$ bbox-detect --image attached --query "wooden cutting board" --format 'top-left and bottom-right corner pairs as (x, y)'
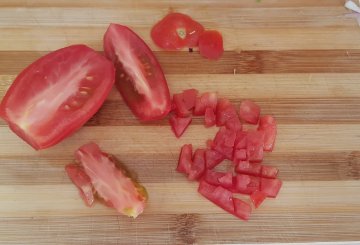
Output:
(0, 0), (360, 244)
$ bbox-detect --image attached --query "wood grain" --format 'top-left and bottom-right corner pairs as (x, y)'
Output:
(0, 1), (360, 244)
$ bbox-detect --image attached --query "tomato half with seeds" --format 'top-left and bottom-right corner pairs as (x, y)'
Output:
(0, 45), (115, 150)
(104, 24), (171, 121)
(151, 13), (205, 50)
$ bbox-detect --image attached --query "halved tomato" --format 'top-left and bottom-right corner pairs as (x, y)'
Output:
(104, 24), (171, 121)
(151, 13), (205, 50)
(0, 45), (115, 150)
(75, 143), (147, 218)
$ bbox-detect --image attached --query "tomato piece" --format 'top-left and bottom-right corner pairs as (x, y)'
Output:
(151, 13), (205, 50)
(260, 178), (282, 198)
(104, 24), (171, 121)
(204, 107), (216, 127)
(75, 143), (147, 218)
(212, 127), (236, 160)
(182, 89), (198, 110)
(173, 93), (191, 117)
(65, 164), (95, 207)
(233, 198), (252, 221)
(235, 174), (260, 195)
(177, 144), (193, 175)
(234, 131), (248, 150)
(246, 131), (265, 163)
(188, 149), (206, 180)
(169, 114), (192, 138)
(239, 100), (260, 124)
(225, 116), (242, 132)
(261, 165), (279, 179)
(194, 92), (218, 116)
(0, 45), (115, 150)
(235, 161), (262, 176)
(258, 115), (277, 152)
(233, 148), (247, 164)
(218, 172), (233, 189)
(205, 149), (225, 169)
(216, 98), (237, 126)
(198, 180), (234, 214)
(198, 30), (224, 60)
(204, 170), (225, 186)
(250, 190), (267, 208)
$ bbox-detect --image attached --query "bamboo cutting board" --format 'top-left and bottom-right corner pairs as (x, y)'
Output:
(0, 0), (360, 244)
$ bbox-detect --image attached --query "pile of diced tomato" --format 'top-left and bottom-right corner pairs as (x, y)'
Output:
(170, 89), (281, 221)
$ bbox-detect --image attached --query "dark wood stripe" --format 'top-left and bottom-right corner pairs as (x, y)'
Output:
(0, 211), (359, 244)
(1, 50), (360, 75)
(0, 151), (358, 185)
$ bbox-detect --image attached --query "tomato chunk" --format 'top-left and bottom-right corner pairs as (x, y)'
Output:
(260, 178), (282, 198)
(233, 148), (247, 164)
(235, 161), (262, 176)
(198, 30), (224, 60)
(169, 114), (192, 138)
(151, 13), (205, 50)
(261, 165), (279, 179)
(218, 172), (233, 189)
(234, 131), (248, 150)
(177, 144), (193, 175)
(194, 92), (218, 116)
(239, 100), (261, 124)
(172, 89), (198, 117)
(205, 149), (225, 169)
(246, 131), (265, 163)
(182, 89), (198, 110)
(216, 98), (238, 127)
(258, 115), (277, 152)
(235, 174), (260, 195)
(212, 127), (236, 159)
(204, 171), (226, 186)
(225, 116), (242, 132)
(0, 45), (115, 150)
(233, 198), (252, 221)
(250, 190), (267, 208)
(204, 107), (216, 127)
(188, 149), (206, 180)
(104, 24), (171, 121)
(75, 143), (147, 218)
(65, 164), (95, 207)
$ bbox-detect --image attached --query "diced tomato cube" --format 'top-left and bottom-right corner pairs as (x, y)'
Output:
(225, 116), (242, 132)
(214, 127), (236, 148)
(205, 149), (225, 169)
(218, 172), (233, 189)
(204, 170), (225, 186)
(261, 165), (279, 179)
(182, 89), (198, 110)
(260, 178), (282, 198)
(250, 190), (267, 208)
(198, 180), (234, 214)
(233, 148), (247, 164)
(188, 149), (206, 180)
(169, 114), (192, 138)
(258, 115), (277, 152)
(213, 144), (234, 160)
(194, 92), (218, 116)
(239, 100), (260, 124)
(177, 144), (193, 174)
(216, 98), (238, 126)
(235, 174), (260, 195)
(235, 161), (262, 176)
(246, 131), (264, 163)
(234, 131), (247, 150)
(173, 93), (191, 117)
(233, 198), (252, 221)
(204, 107), (216, 127)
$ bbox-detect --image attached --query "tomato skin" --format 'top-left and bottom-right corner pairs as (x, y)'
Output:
(151, 13), (205, 50)
(0, 45), (115, 150)
(239, 100), (261, 124)
(198, 30), (224, 60)
(104, 24), (171, 121)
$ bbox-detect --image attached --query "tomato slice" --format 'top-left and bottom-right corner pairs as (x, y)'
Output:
(233, 198), (252, 221)
(258, 115), (277, 152)
(0, 45), (115, 150)
(188, 149), (206, 180)
(151, 13), (205, 50)
(205, 149), (225, 169)
(169, 114), (192, 138)
(177, 144), (193, 175)
(198, 30), (224, 60)
(204, 107), (216, 127)
(239, 100), (261, 124)
(250, 190), (267, 208)
(104, 24), (171, 121)
(260, 178), (282, 198)
(65, 164), (95, 207)
(75, 143), (147, 218)
(194, 92), (218, 116)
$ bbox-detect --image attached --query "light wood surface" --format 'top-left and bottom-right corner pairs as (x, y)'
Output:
(0, 0), (360, 244)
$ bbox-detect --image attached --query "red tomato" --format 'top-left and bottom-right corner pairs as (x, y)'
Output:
(261, 165), (279, 179)
(260, 178), (282, 198)
(194, 92), (218, 116)
(182, 89), (198, 110)
(204, 107), (216, 127)
(250, 190), (267, 208)
(235, 161), (262, 176)
(239, 100), (261, 124)
(216, 98), (237, 126)
(246, 131), (265, 163)
(212, 127), (236, 160)
(169, 114), (192, 138)
(205, 149), (225, 169)
(104, 24), (171, 121)
(75, 143), (147, 218)
(177, 144), (193, 175)
(233, 198), (252, 221)
(0, 45), (115, 150)
(151, 13), (205, 50)
(65, 164), (95, 207)
(233, 148), (247, 163)
(234, 131), (248, 150)
(225, 116), (242, 132)
(198, 30), (224, 60)
(218, 172), (233, 189)
(172, 89), (198, 117)
(204, 170), (226, 186)
(235, 174), (260, 195)
(188, 149), (206, 180)
(258, 115), (277, 152)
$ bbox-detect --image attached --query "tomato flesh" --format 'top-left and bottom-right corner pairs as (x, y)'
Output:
(239, 100), (261, 124)
(205, 149), (225, 169)
(75, 143), (147, 218)
(216, 98), (238, 126)
(188, 149), (206, 180)
(104, 24), (171, 121)
(194, 92), (218, 116)
(198, 30), (224, 60)
(172, 89), (198, 117)
(169, 114), (192, 138)
(258, 115), (277, 152)
(0, 45), (115, 150)
(235, 174), (260, 195)
(177, 144), (193, 175)
(151, 13), (205, 50)
(246, 131), (265, 163)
